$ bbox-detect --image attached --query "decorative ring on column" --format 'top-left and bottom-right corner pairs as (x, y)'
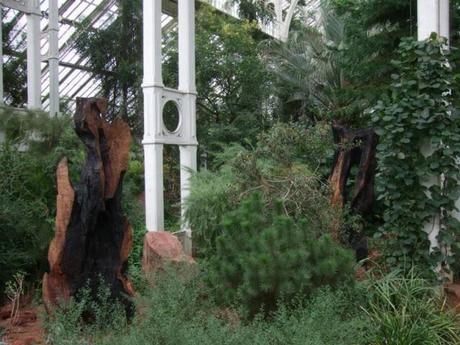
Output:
(161, 99), (182, 134)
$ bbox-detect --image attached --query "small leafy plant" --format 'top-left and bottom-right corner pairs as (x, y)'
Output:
(45, 281), (128, 345)
(4, 271), (25, 326)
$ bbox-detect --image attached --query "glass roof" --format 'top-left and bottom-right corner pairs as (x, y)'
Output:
(2, 0), (318, 112)
(2, 0), (174, 111)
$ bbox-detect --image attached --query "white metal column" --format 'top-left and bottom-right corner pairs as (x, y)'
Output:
(26, 0), (41, 109)
(48, 0), (59, 116)
(178, 0), (197, 244)
(0, 4), (4, 105)
(142, 0), (198, 255)
(417, 0), (450, 257)
(418, 0), (449, 40)
(143, 0), (165, 232)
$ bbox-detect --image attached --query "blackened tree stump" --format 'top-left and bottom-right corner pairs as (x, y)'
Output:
(329, 123), (378, 214)
(329, 122), (378, 260)
(43, 98), (135, 316)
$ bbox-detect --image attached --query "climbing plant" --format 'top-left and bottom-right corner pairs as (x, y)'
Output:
(372, 35), (460, 276)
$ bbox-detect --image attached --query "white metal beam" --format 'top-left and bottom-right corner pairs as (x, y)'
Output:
(26, 0), (41, 109)
(143, 0), (165, 232)
(143, 0), (198, 254)
(48, 0), (59, 116)
(0, 0), (41, 15)
(178, 0), (197, 249)
(418, 0), (449, 40)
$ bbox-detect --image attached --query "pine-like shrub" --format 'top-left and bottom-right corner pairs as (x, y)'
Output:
(209, 193), (355, 317)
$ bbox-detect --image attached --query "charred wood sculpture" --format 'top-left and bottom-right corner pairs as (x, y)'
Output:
(329, 122), (378, 261)
(43, 98), (135, 316)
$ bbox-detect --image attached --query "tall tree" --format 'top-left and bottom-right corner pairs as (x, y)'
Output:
(75, 0), (142, 133)
(2, 15), (27, 107)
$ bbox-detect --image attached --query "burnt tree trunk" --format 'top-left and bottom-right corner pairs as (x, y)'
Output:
(43, 98), (134, 316)
(329, 122), (378, 260)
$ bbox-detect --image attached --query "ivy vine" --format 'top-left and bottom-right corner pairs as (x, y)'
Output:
(372, 35), (460, 276)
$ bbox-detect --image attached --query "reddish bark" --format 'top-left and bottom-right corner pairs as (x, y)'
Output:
(329, 123), (378, 260)
(330, 123), (378, 214)
(43, 98), (134, 316)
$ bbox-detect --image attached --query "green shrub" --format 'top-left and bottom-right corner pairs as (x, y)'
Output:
(45, 282), (128, 345)
(0, 109), (84, 294)
(0, 144), (54, 294)
(185, 122), (340, 257)
(365, 270), (460, 345)
(209, 193), (355, 317)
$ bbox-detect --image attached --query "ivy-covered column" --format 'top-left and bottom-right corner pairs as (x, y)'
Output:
(418, 0), (450, 261)
(373, 37), (460, 277)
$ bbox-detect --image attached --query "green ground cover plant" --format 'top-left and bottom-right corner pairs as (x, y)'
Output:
(43, 267), (460, 345)
(45, 268), (371, 345)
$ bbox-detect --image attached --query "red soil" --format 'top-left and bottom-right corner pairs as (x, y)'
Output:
(0, 303), (45, 345)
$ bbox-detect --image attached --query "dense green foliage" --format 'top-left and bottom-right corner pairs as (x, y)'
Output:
(209, 192), (355, 317)
(1, 18), (27, 107)
(0, 109), (78, 293)
(185, 122), (338, 257)
(45, 268), (460, 345)
(332, 0), (415, 82)
(263, 4), (360, 124)
(174, 6), (274, 163)
(372, 36), (460, 274)
(45, 282), (128, 344)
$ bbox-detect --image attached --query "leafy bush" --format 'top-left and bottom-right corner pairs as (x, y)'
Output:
(209, 192), (355, 317)
(0, 144), (54, 294)
(54, 268), (369, 345)
(185, 122), (339, 257)
(365, 270), (460, 345)
(45, 282), (128, 345)
(0, 109), (85, 294)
